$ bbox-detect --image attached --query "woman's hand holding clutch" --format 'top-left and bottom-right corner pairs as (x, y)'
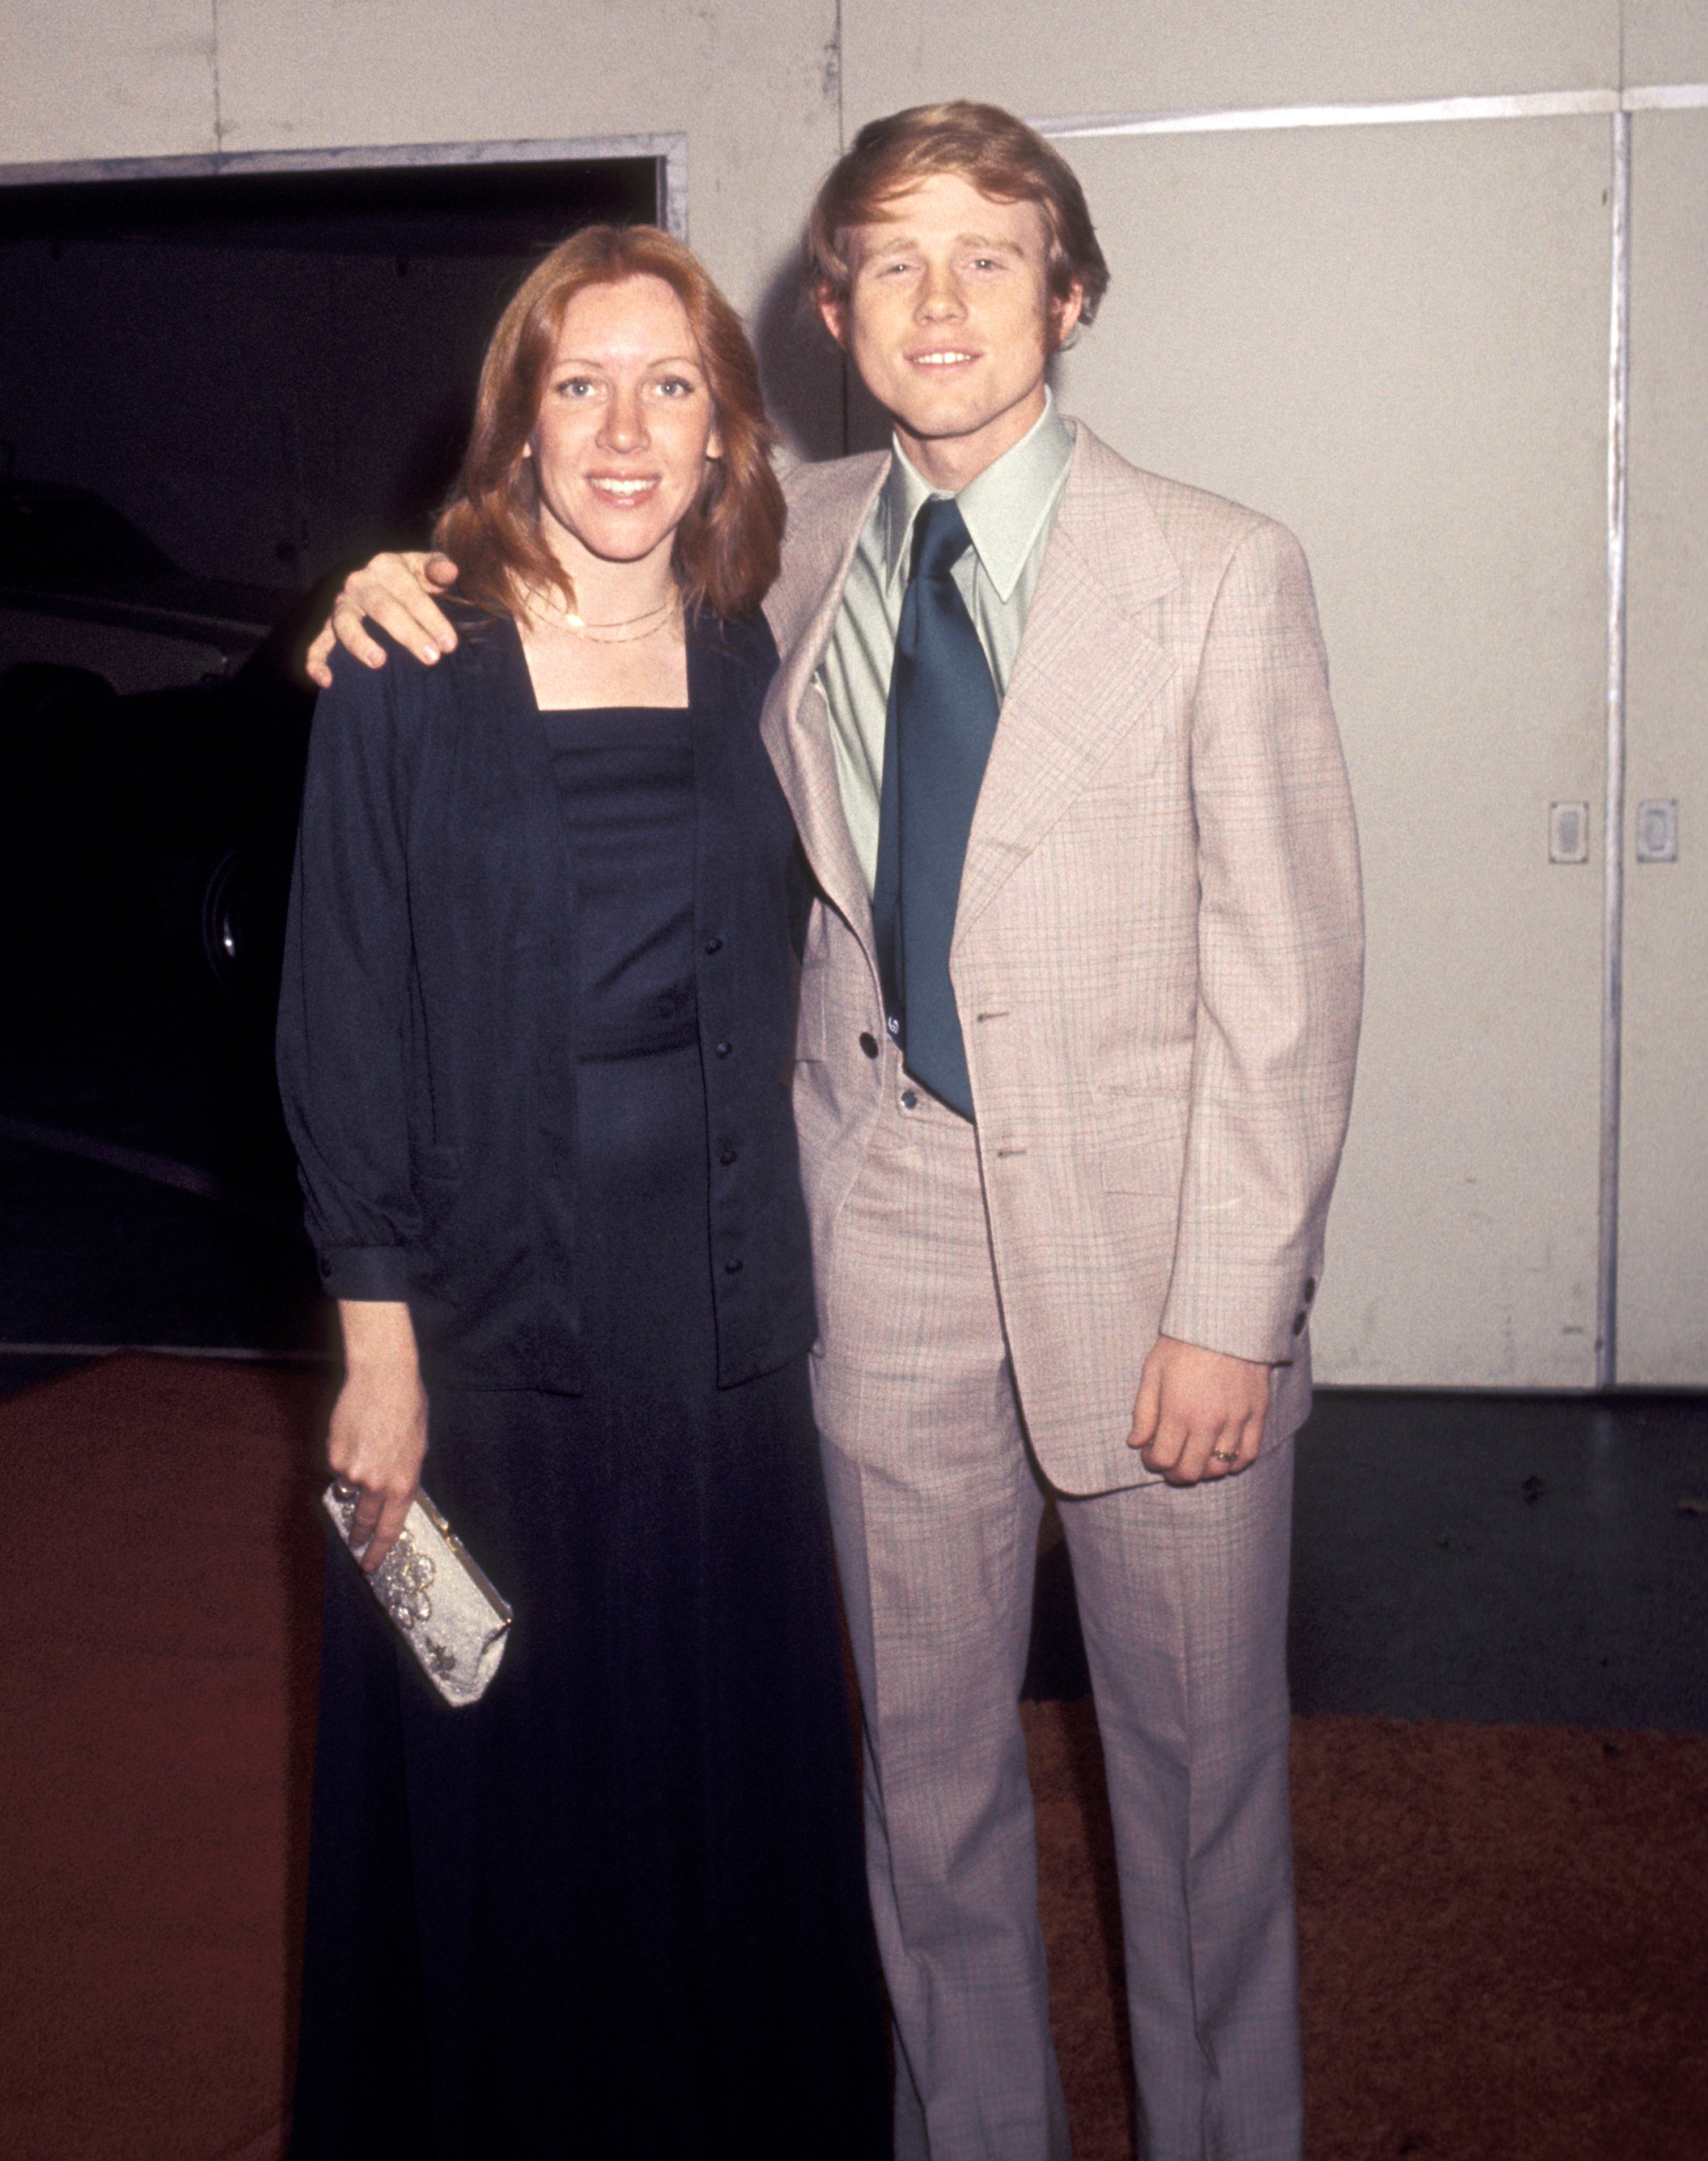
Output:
(331, 1299), (429, 1573)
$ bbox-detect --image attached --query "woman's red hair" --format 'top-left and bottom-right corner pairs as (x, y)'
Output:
(435, 225), (783, 624)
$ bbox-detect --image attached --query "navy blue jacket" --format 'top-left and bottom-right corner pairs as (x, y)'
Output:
(277, 608), (815, 1392)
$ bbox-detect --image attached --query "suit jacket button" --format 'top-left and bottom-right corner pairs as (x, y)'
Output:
(719, 1146), (738, 1166)
(1305, 1277), (1318, 1302)
(715, 1039), (733, 1059)
(724, 1257), (744, 1274)
(1292, 1312), (1307, 1335)
(859, 1031), (879, 1058)
(704, 936), (723, 954)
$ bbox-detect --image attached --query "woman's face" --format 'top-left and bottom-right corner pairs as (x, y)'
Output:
(527, 273), (723, 583)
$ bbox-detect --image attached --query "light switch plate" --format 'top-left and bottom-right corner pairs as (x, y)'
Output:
(1550, 801), (1590, 864)
(1635, 799), (1678, 864)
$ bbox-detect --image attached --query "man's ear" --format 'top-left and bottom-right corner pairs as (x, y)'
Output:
(1049, 279), (1086, 353)
(815, 287), (850, 350)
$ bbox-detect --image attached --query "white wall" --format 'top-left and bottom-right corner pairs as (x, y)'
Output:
(841, 0), (1622, 115)
(1052, 114), (1614, 1388)
(4, 1), (1704, 1385)
(1621, 104), (1708, 1384)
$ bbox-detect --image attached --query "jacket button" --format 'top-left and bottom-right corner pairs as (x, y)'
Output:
(715, 1039), (733, 1059)
(1291, 1311), (1307, 1335)
(859, 1031), (879, 1058)
(719, 1146), (738, 1166)
(1304, 1277), (1317, 1302)
(724, 1257), (744, 1274)
(900, 1089), (919, 1110)
(704, 936), (723, 955)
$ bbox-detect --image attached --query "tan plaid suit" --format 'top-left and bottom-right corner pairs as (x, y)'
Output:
(762, 422), (1363, 2161)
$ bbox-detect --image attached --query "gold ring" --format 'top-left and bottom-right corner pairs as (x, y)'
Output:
(1210, 1448), (1239, 1464)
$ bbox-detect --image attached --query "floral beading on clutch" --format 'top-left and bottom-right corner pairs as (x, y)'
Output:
(323, 1480), (514, 1706)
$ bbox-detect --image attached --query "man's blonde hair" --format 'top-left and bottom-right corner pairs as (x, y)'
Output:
(805, 101), (1110, 328)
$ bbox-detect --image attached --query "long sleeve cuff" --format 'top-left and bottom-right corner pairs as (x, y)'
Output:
(1160, 1264), (1317, 1368)
(316, 1244), (414, 1299)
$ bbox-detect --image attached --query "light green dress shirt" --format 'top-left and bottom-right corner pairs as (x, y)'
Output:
(815, 390), (1075, 895)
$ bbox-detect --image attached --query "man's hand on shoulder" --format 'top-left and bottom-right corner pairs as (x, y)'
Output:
(1128, 1335), (1270, 1485)
(305, 550), (463, 688)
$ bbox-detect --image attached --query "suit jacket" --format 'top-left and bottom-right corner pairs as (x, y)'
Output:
(278, 608), (815, 1395)
(762, 421), (1364, 1495)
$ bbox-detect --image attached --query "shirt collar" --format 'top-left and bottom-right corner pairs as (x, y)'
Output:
(879, 388), (1074, 603)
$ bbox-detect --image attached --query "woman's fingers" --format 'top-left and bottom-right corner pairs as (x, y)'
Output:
(336, 1463), (420, 1573)
(355, 1479), (419, 1575)
(326, 1310), (429, 1575)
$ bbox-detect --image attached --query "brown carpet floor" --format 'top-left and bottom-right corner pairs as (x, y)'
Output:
(3, 1353), (1706, 2160)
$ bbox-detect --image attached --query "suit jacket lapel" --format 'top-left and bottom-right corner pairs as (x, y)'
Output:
(955, 426), (1183, 943)
(761, 456), (889, 943)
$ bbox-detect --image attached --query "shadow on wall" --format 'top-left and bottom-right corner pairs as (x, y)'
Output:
(751, 247), (892, 465)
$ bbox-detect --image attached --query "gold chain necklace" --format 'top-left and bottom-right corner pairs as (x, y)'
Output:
(537, 590), (681, 644)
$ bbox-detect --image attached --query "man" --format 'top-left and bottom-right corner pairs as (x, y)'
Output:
(312, 102), (1363, 2161)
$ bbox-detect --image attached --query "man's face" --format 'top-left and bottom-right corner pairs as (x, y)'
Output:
(820, 170), (1083, 488)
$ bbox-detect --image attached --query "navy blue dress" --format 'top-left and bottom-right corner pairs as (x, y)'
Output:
(288, 693), (890, 2159)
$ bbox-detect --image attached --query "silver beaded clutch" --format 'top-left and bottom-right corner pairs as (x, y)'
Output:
(323, 1480), (514, 1707)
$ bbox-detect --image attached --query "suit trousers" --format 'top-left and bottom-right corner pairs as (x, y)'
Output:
(810, 1075), (1303, 2161)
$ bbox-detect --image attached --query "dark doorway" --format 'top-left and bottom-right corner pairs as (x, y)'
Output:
(0, 152), (661, 588)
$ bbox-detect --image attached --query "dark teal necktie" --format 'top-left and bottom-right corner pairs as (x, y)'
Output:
(872, 496), (1001, 1121)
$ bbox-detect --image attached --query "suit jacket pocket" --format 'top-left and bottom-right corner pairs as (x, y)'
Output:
(1097, 1103), (1189, 1198)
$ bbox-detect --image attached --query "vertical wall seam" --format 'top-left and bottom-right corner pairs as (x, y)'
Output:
(1597, 109), (1631, 1389)
(209, 1), (225, 152)
(662, 138), (689, 239)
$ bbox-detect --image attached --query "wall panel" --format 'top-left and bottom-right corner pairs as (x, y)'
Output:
(0, 0), (218, 162)
(1052, 117), (1612, 1384)
(1624, 1), (1708, 86)
(841, 0), (1619, 133)
(1618, 107), (1708, 1382)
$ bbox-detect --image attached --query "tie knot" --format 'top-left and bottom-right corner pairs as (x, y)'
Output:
(910, 496), (973, 583)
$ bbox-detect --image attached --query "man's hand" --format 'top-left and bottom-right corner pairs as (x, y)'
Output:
(329, 1300), (429, 1571)
(305, 550), (462, 688)
(1128, 1335), (1270, 1485)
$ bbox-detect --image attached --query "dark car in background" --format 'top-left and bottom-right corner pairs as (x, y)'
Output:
(0, 473), (316, 1020)
(1, 474), (288, 690)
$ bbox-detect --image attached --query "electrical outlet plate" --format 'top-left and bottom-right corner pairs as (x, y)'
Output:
(1635, 799), (1678, 864)
(1549, 801), (1590, 864)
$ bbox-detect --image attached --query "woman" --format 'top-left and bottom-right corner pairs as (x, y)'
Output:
(280, 227), (890, 2159)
